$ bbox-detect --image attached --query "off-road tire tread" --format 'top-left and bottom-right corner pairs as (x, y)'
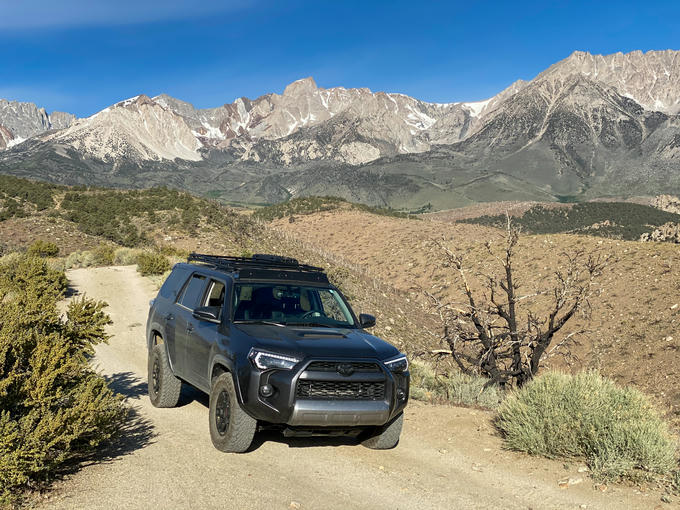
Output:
(209, 373), (256, 453)
(362, 412), (403, 449)
(148, 344), (182, 408)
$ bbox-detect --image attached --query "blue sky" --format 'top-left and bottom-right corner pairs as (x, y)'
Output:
(1, 0), (679, 117)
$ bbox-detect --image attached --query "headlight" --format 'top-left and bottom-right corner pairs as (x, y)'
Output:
(249, 349), (301, 371)
(384, 355), (408, 373)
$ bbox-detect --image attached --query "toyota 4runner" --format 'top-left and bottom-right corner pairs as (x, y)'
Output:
(146, 253), (409, 452)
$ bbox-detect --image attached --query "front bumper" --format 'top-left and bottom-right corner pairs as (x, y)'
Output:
(288, 400), (390, 426)
(236, 358), (409, 428)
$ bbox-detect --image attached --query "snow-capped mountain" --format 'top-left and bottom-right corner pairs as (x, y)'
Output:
(1, 49), (679, 209)
(48, 95), (203, 162)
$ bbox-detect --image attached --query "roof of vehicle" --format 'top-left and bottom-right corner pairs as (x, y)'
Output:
(184, 253), (330, 284)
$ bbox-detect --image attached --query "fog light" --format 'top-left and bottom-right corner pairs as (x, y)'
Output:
(260, 384), (274, 397)
(396, 389), (406, 401)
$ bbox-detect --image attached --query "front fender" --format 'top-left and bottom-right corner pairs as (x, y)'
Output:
(209, 355), (244, 402)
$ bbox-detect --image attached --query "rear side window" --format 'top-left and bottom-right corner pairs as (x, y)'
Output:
(176, 274), (206, 310)
(158, 266), (189, 300)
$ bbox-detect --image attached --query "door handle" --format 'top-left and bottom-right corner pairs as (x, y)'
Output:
(186, 324), (194, 333)
(164, 313), (174, 321)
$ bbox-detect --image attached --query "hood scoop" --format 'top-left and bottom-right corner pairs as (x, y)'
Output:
(294, 329), (347, 339)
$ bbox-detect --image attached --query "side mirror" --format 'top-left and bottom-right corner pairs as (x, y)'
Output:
(193, 306), (221, 323)
(359, 313), (376, 329)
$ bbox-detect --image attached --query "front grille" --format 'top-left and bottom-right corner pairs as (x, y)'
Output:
(296, 380), (386, 400)
(306, 361), (381, 373)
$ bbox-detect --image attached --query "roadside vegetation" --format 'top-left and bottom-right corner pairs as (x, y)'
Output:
(252, 196), (418, 222)
(460, 202), (680, 240)
(0, 254), (126, 502)
(497, 371), (677, 483)
(3, 175), (679, 495)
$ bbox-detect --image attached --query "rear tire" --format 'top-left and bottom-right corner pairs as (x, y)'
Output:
(362, 412), (403, 449)
(148, 344), (182, 408)
(209, 373), (256, 453)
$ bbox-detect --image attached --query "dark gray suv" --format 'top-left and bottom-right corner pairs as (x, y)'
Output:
(146, 253), (409, 452)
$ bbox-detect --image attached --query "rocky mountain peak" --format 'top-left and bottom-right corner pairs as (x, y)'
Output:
(282, 77), (318, 97)
(0, 99), (76, 147)
(538, 49), (680, 114)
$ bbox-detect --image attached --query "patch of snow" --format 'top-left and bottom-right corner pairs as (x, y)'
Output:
(6, 136), (26, 148)
(622, 92), (641, 104)
(200, 122), (226, 140)
(403, 104), (435, 130)
(463, 98), (492, 118)
(86, 107), (111, 120)
(118, 95), (141, 107)
(320, 90), (330, 109)
(653, 98), (667, 111)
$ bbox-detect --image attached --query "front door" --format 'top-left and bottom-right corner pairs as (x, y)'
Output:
(185, 279), (226, 389)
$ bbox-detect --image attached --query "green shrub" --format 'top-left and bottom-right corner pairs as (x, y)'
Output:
(496, 371), (677, 481)
(409, 360), (503, 409)
(63, 250), (96, 269)
(93, 244), (116, 266)
(136, 252), (171, 276)
(0, 255), (125, 498)
(26, 239), (59, 258)
(113, 247), (142, 265)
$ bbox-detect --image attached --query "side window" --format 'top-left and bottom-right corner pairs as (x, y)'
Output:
(203, 280), (226, 308)
(176, 274), (207, 310)
(158, 266), (189, 300)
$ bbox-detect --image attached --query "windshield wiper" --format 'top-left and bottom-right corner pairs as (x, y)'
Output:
(234, 320), (286, 327)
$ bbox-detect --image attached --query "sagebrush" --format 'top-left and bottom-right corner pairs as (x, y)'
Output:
(496, 371), (677, 481)
(410, 360), (503, 409)
(136, 252), (171, 276)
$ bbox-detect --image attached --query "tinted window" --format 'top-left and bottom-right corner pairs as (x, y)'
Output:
(158, 266), (189, 299)
(177, 274), (206, 310)
(203, 280), (226, 308)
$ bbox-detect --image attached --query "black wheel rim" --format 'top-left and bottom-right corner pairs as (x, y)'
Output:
(152, 359), (160, 394)
(215, 390), (230, 436)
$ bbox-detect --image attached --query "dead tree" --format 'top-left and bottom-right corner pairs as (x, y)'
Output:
(429, 216), (607, 388)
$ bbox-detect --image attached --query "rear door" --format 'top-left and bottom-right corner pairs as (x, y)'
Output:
(174, 273), (208, 381)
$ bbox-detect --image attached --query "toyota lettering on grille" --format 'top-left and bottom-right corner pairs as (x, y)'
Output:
(336, 363), (355, 376)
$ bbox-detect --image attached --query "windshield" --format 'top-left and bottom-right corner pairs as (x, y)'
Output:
(232, 283), (356, 327)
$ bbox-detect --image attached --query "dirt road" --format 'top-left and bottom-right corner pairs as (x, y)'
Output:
(39, 266), (659, 509)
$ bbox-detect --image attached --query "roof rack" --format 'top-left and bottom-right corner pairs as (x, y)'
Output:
(187, 253), (324, 273)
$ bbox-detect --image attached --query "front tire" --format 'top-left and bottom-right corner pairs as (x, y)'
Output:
(209, 373), (256, 453)
(148, 344), (182, 408)
(362, 412), (403, 449)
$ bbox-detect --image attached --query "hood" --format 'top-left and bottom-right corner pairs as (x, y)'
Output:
(232, 324), (400, 360)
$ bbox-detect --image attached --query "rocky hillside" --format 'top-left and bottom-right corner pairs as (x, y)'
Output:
(266, 207), (680, 424)
(1, 50), (680, 208)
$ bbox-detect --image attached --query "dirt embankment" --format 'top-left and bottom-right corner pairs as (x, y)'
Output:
(272, 210), (680, 421)
(33, 266), (661, 509)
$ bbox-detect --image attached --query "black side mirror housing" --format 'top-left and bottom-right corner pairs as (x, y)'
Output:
(359, 313), (376, 329)
(193, 306), (221, 323)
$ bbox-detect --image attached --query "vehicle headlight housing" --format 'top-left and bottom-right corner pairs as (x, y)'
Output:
(249, 349), (301, 371)
(384, 354), (408, 373)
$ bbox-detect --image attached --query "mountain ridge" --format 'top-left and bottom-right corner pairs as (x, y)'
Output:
(1, 49), (679, 209)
